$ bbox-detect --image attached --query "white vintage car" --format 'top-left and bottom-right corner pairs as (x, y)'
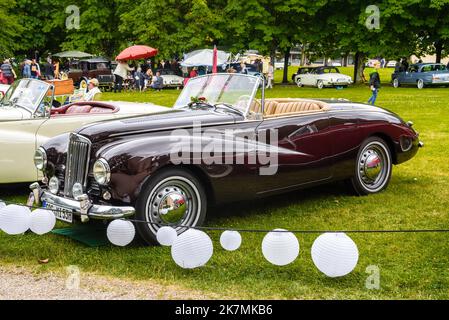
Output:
(295, 66), (353, 89)
(159, 70), (184, 89)
(0, 78), (167, 184)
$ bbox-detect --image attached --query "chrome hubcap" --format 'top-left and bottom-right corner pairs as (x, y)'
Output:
(363, 152), (382, 181)
(145, 177), (201, 235)
(154, 187), (187, 224)
(358, 143), (389, 191)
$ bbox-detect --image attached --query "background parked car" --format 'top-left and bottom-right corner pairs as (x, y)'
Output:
(158, 69), (184, 89)
(295, 66), (352, 89)
(365, 59), (380, 67)
(222, 63), (267, 83)
(62, 57), (115, 91)
(391, 63), (449, 89)
(386, 60), (397, 68)
(291, 67), (316, 82)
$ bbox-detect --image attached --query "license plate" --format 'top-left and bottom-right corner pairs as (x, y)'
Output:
(44, 202), (73, 223)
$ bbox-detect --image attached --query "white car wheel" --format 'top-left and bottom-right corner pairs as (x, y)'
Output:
(296, 77), (303, 87)
(317, 80), (324, 89)
(417, 79), (424, 89)
(393, 78), (399, 88)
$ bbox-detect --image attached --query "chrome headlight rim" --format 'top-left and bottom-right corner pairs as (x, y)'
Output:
(93, 158), (111, 185)
(34, 147), (47, 171)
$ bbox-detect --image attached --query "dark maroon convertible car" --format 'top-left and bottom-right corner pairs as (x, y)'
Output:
(31, 74), (422, 244)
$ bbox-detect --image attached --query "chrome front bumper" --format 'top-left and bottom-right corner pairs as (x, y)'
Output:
(30, 183), (135, 222)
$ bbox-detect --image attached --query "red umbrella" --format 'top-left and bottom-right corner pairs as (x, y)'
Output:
(116, 45), (158, 61)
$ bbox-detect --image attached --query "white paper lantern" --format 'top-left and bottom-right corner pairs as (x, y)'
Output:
(30, 209), (56, 235)
(0, 205), (31, 235)
(311, 233), (359, 277)
(171, 229), (213, 269)
(0, 201), (6, 209)
(220, 230), (242, 251)
(262, 229), (299, 266)
(106, 220), (135, 246)
(156, 226), (177, 246)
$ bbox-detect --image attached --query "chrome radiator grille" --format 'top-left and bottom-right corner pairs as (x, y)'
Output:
(64, 133), (92, 197)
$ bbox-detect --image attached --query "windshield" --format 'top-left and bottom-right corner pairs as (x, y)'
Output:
(1, 79), (51, 113)
(174, 74), (260, 115)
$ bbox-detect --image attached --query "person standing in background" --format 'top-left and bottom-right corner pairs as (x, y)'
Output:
(368, 62), (381, 105)
(113, 60), (134, 93)
(30, 59), (40, 79)
(0, 59), (16, 84)
(22, 59), (31, 78)
(53, 59), (60, 79)
(240, 62), (247, 74)
(44, 57), (55, 80)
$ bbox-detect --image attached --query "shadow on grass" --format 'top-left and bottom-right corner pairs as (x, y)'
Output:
(209, 181), (353, 221)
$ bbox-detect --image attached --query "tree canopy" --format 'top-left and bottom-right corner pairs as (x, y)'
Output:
(1, 0), (448, 73)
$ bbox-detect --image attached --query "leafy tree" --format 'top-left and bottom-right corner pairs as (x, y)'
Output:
(223, 0), (316, 83)
(0, 0), (25, 58)
(12, 0), (67, 58)
(119, 0), (225, 60)
(409, 0), (449, 63)
(61, 0), (133, 58)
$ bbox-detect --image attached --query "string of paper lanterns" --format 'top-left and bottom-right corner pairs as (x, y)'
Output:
(0, 204), (56, 235)
(0, 202), (360, 277)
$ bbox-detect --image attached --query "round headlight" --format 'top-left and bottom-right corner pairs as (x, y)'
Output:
(72, 182), (84, 199)
(48, 176), (60, 195)
(93, 159), (111, 185)
(34, 147), (47, 171)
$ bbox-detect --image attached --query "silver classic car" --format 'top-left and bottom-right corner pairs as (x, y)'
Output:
(392, 63), (449, 89)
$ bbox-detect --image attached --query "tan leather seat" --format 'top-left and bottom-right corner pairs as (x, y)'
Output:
(264, 100), (278, 115)
(274, 101), (321, 115)
(249, 99), (262, 113)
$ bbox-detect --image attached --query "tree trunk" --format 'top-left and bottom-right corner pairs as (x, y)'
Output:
(300, 45), (306, 66)
(282, 48), (291, 84)
(353, 51), (366, 84)
(435, 41), (443, 63)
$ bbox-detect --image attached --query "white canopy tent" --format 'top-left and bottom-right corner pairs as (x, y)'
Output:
(180, 49), (230, 67)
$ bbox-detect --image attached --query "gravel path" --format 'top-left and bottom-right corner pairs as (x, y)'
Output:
(0, 265), (211, 300)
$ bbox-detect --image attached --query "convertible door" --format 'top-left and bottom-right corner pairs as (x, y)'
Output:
(0, 119), (46, 183)
(254, 113), (331, 195)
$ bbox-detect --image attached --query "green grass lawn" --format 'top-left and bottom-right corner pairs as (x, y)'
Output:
(1, 67), (449, 299)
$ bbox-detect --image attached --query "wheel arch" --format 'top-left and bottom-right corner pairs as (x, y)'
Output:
(138, 163), (216, 207)
(369, 132), (398, 164)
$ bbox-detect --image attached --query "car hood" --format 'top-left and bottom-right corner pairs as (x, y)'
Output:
(0, 106), (28, 121)
(77, 108), (241, 143)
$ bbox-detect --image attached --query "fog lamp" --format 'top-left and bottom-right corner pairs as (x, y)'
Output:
(72, 183), (84, 199)
(48, 176), (59, 195)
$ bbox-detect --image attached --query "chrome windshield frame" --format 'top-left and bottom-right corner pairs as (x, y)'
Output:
(3, 78), (52, 115)
(174, 73), (263, 120)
